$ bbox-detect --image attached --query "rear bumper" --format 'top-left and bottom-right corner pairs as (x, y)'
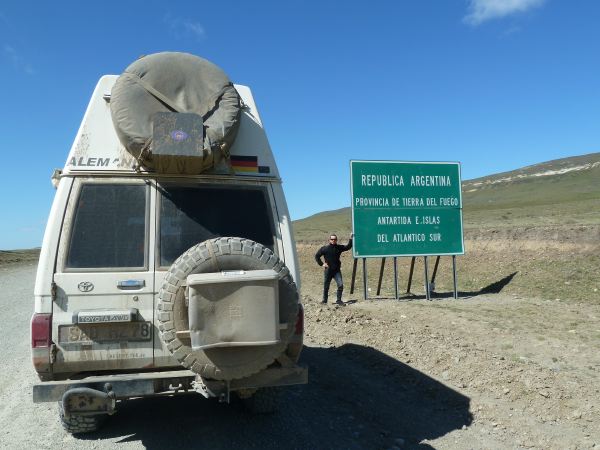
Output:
(33, 366), (308, 403)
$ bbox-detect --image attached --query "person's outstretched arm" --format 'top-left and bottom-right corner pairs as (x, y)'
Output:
(341, 234), (354, 251)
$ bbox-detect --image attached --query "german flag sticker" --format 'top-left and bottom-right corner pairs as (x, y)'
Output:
(231, 155), (270, 174)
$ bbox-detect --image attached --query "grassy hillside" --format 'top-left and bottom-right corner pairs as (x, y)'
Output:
(0, 249), (40, 266)
(294, 152), (600, 240)
(294, 152), (600, 303)
(462, 153), (600, 228)
(294, 208), (353, 242)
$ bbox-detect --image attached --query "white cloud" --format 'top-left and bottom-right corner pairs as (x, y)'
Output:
(4, 43), (16, 56)
(464, 0), (545, 26)
(3, 43), (34, 74)
(164, 14), (206, 40)
(183, 22), (205, 38)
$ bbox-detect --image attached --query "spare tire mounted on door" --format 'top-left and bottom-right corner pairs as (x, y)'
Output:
(157, 237), (299, 381)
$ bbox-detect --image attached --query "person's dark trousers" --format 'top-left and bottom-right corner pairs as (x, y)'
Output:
(322, 268), (343, 303)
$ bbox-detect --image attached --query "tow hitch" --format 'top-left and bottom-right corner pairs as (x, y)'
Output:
(61, 383), (116, 419)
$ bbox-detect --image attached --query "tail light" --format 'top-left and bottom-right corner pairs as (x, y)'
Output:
(294, 304), (304, 335)
(31, 313), (53, 378)
(31, 313), (52, 348)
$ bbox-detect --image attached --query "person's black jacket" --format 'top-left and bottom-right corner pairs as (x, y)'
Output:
(315, 239), (352, 272)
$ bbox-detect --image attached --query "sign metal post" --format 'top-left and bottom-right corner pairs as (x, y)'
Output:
(393, 257), (398, 300)
(407, 256), (416, 294)
(431, 255), (441, 286)
(377, 258), (386, 296)
(452, 255), (458, 299)
(362, 258), (367, 300)
(350, 258), (358, 294)
(424, 256), (430, 300)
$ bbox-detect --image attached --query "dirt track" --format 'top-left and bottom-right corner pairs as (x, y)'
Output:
(1, 262), (599, 449)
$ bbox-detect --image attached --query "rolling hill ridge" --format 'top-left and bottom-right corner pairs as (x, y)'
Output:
(294, 152), (600, 241)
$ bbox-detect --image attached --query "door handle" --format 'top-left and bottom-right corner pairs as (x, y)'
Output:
(117, 279), (145, 290)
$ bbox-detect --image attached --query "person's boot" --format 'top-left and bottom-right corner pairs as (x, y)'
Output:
(322, 286), (329, 304)
(335, 287), (344, 305)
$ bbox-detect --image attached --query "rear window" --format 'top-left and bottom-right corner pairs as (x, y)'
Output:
(66, 184), (147, 269)
(159, 184), (276, 266)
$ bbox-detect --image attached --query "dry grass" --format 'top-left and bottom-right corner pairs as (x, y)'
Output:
(0, 249), (40, 267)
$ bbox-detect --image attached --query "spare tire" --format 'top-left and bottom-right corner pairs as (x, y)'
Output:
(110, 52), (241, 165)
(157, 237), (299, 381)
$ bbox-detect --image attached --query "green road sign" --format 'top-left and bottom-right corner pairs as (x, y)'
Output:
(351, 160), (464, 257)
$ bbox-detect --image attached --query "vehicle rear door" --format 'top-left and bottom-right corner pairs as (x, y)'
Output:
(152, 179), (283, 367)
(52, 177), (156, 373)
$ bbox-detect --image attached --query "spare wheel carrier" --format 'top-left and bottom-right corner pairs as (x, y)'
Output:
(157, 237), (299, 381)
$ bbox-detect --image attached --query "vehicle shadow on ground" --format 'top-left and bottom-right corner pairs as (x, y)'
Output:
(78, 344), (472, 449)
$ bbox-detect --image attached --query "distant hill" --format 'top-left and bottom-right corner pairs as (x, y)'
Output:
(463, 152), (600, 190)
(293, 152), (600, 241)
(0, 249), (40, 266)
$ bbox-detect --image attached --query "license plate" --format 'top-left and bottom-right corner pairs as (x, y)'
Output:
(59, 322), (152, 344)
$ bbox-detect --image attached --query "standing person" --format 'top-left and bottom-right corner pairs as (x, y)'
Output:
(315, 233), (353, 305)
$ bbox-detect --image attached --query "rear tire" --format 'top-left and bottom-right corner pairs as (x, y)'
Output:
(58, 402), (108, 434)
(241, 387), (281, 414)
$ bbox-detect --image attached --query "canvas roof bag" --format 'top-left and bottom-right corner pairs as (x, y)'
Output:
(110, 52), (241, 173)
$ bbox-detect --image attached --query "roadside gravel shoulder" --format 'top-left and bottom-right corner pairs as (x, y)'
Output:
(303, 293), (600, 449)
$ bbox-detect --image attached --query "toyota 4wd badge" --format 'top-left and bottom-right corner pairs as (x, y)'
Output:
(78, 281), (94, 292)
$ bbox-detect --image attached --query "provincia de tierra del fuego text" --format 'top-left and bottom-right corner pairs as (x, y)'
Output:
(355, 173), (457, 245)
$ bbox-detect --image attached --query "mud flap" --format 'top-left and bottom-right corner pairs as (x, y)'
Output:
(61, 385), (116, 419)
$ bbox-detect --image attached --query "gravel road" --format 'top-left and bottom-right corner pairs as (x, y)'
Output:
(1, 263), (598, 449)
(0, 264), (467, 450)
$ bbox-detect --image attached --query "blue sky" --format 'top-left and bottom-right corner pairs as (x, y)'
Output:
(1, 0), (599, 249)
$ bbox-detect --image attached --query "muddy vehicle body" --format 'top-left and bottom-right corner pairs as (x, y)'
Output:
(31, 53), (306, 433)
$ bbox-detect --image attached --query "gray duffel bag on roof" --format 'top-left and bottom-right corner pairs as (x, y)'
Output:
(110, 52), (241, 173)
